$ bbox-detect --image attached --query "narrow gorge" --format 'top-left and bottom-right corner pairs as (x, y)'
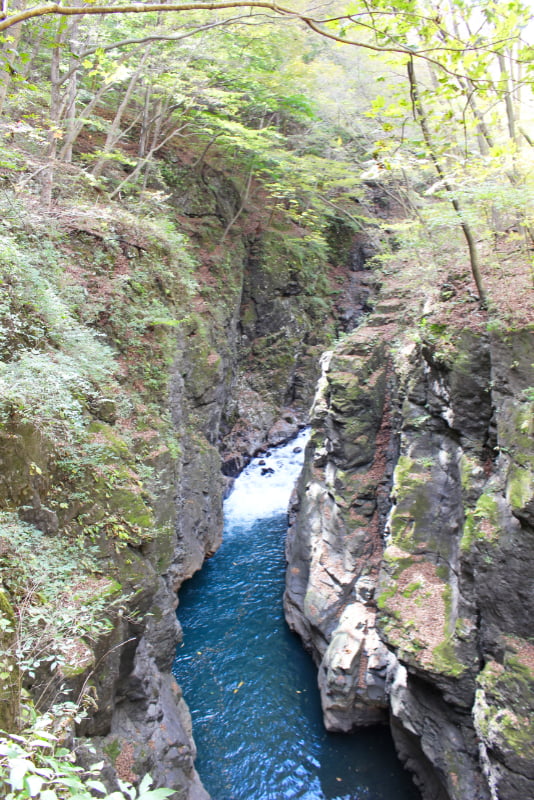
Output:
(173, 430), (419, 800)
(0, 9), (533, 798)
(1, 162), (533, 800)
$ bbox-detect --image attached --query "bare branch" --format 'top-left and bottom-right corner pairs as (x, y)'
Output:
(110, 121), (192, 199)
(0, 2), (523, 84)
(74, 13), (271, 60)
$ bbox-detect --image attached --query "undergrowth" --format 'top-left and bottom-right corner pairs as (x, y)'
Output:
(0, 512), (121, 697)
(0, 711), (172, 800)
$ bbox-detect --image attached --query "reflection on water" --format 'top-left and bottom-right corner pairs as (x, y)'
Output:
(173, 432), (419, 800)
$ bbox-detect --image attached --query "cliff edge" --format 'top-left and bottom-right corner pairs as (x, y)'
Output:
(284, 272), (534, 800)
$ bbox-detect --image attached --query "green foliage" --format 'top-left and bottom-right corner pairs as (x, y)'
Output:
(0, 229), (113, 371)
(0, 512), (120, 687)
(0, 226), (118, 444)
(0, 716), (173, 800)
(328, 0), (534, 300)
(0, 351), (93, 441)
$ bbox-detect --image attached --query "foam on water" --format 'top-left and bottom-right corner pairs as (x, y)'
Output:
(224, 427), (310, 527)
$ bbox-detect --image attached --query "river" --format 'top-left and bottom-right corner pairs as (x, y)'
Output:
(172, 430), (420, 800)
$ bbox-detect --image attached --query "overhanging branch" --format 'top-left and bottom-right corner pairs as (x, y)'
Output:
(0, 2), (520, 84)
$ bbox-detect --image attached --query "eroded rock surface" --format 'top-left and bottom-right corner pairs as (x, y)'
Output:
(284, 326), (396, 729)
(285, 308), (534, 800)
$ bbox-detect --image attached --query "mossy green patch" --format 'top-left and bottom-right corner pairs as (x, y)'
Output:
(476, 654), (534, 758)
(383, 547), (417, 575)
(103, 737), (122, 764)
(329, 367), (386, 419)
(502, 402), (534, 469)
(461, 492), (500, 552)
(506, 464), (534, 517)
(432, 639), (465, 678)
(393, 456), (431, 503)
(402, 579), (423, 598)
(376, 582), (399, 611)
(88, 423), (130, 458)
(459, 452), (480, 494)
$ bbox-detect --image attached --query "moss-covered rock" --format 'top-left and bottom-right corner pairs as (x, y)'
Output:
(461, 492), (501, 552)
(474, 641), (534, 798)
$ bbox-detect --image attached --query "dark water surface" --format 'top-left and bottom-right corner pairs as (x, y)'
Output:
(172, 432), (419, 800)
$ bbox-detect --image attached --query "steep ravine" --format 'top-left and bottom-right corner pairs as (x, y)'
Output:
(3, 156), (531, 800)
(1, 160), (376, 798)
(70, 168), (349, 795)
(284, 299), (534, 800)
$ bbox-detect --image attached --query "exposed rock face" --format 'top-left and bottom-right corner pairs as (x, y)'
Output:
(0, 158), (349, 798)
(77, 578), (209, 800)
(220, 230), (336, 470)
(284, 327), (395, 729)
(285, 309), (534, 800)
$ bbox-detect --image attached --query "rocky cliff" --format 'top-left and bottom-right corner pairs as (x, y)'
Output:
(284, 280), (534, 800)
(3, 148), (532, 800)
(0, 155), (353, 797)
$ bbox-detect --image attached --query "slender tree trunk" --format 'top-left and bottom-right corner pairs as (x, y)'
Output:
(460, 78), (493, 155)
(514, 46), (522, 131)
(498, 51), (518, 146)
(407, 57), (487, 307)
(41, 23), (65, 208)
(138, 80), (152, 158)
(92, 47), (151, 178)
(140, 95), (162, 189)
(0, 0), (24, 116)
(61, 20), (82, 163)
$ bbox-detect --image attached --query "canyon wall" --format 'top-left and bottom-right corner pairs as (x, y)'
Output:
(0, 159), (352, 797)
(3, 151), (532, 800)
(284, 288), (534, 800)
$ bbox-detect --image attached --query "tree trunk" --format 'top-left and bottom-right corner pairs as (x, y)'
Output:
(498, 51), (518, 146)
(62, 22), (82, 164)
(0, 0), (24, 116)
(41, 23), (64, 208)
(407, 57), (487, 307)
(92, 47), (151, 178)
(138, 80), (152, 158)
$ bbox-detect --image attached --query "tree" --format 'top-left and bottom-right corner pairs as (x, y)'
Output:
(321, 0), (534, 301)
(1, 0), (532, 301)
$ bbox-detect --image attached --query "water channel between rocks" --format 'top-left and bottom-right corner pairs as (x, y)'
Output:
(172, 429), (420, 800)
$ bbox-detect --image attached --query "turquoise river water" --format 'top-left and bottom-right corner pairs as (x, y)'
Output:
(172, 430), (420, 800)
